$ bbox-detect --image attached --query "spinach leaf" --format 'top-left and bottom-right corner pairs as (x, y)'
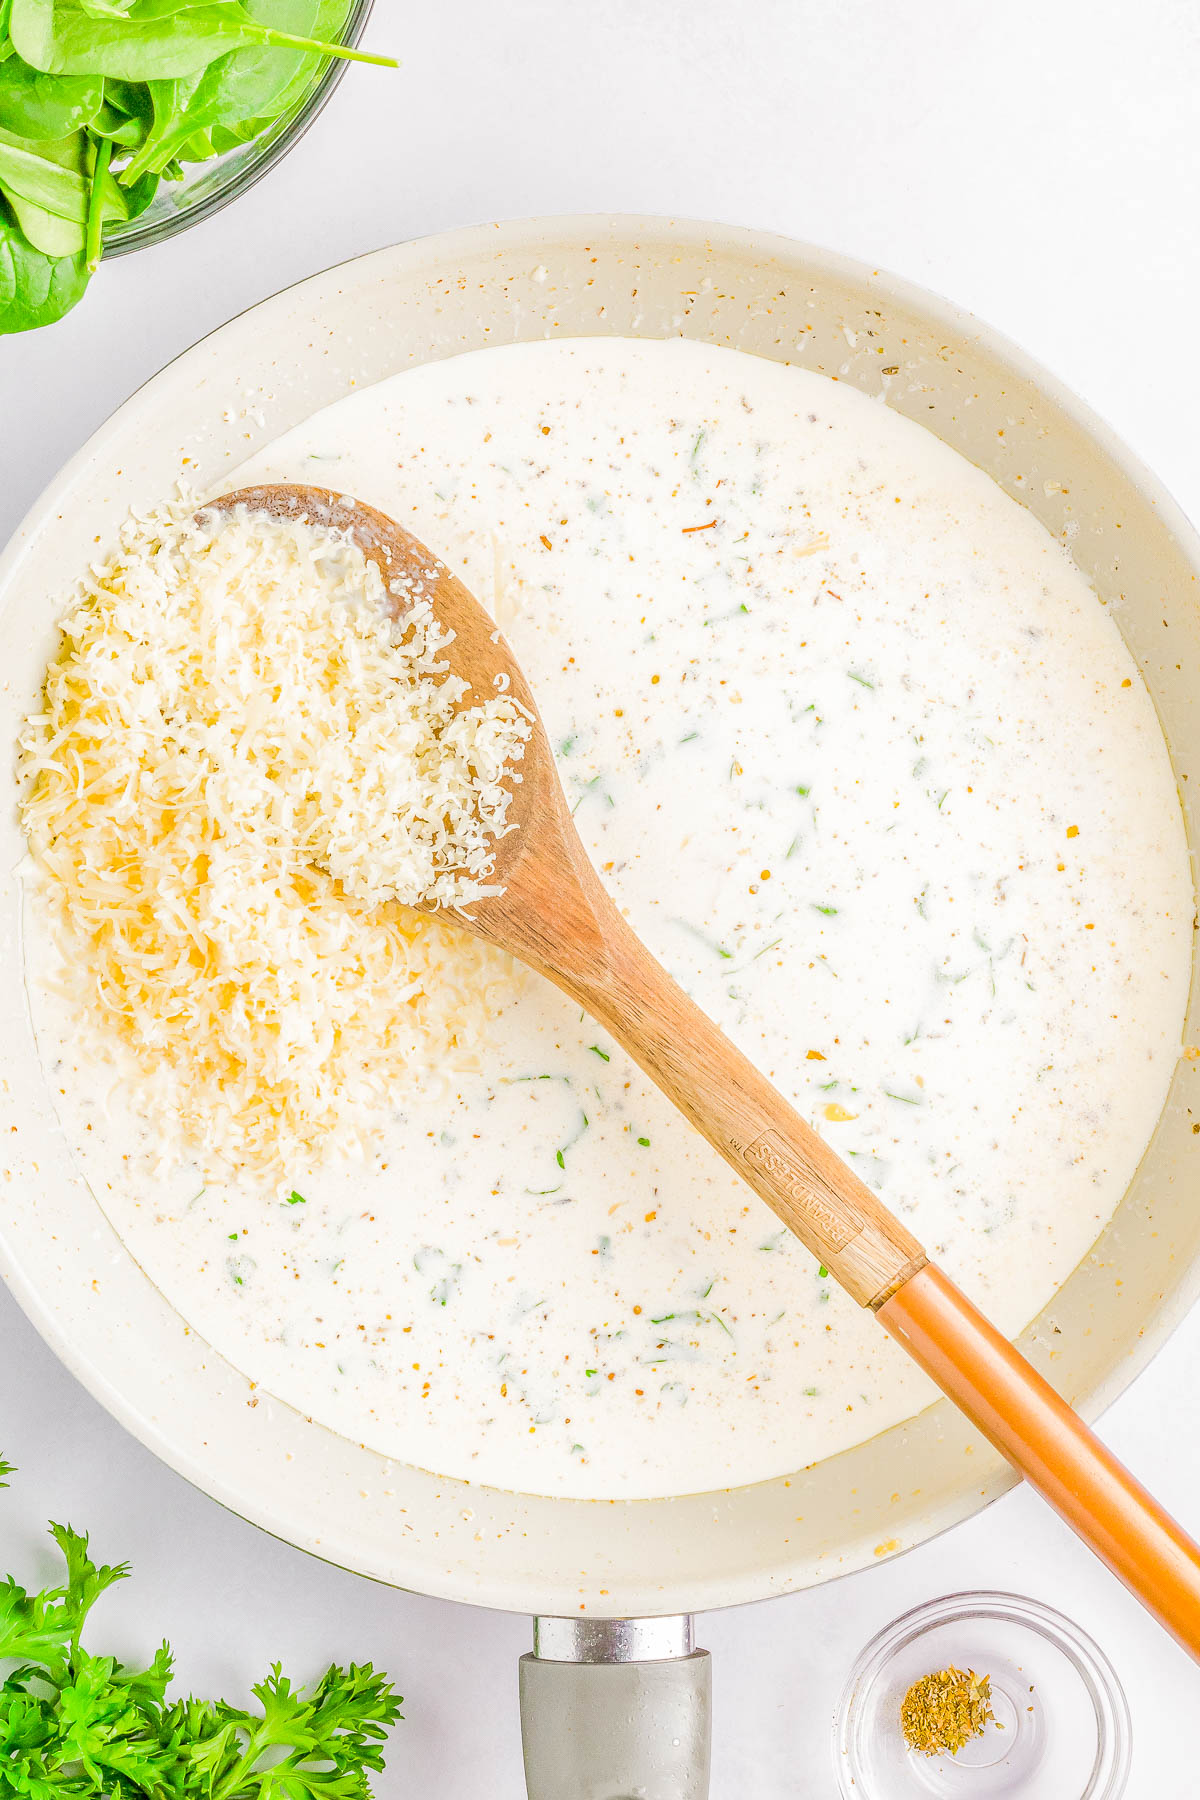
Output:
(203, 109), (266, 150)
(0, 126), (87, 253)
(0, 205), (87, 328)
(90, 95), (150, 142)
(241, 0), (349, 115)
(4, 184), (78, 248)
(119, 62), (197, 175)
(12, 1), (392, 80)
(11, 2), (257, 78)
(0, 59), (103, 137)
(114, 157), (155, 208)
(120, 0), (344, 181)
(92, 74), (152, 147)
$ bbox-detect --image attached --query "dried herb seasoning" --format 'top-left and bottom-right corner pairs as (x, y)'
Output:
(900, 1664), (995, 1756)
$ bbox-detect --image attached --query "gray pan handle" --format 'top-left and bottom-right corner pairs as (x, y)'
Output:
(520, 1615), (711, 1800)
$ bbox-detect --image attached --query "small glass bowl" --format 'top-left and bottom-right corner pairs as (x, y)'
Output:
(832, 1591), (1131, 1800)
(102, 0), (375, 257)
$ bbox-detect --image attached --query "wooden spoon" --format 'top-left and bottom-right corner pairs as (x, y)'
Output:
(208, 483), (1200, 1657)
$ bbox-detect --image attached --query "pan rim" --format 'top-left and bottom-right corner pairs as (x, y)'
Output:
(3, 212), (1198, 1617)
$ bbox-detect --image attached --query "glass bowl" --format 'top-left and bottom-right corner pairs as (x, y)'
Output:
(102, 0), (375, 257)
(832, 1591), (1131, 1800)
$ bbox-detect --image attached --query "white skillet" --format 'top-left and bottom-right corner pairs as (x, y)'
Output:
(3, 219), (1199, 1797)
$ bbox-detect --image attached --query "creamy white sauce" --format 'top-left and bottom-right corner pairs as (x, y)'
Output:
(28, 339), (1191, 1500)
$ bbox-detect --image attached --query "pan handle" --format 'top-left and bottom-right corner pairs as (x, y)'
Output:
(519, 1615), (711, 1800)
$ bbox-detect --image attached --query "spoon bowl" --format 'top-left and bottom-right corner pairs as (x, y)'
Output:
(202, 481), (561, 902)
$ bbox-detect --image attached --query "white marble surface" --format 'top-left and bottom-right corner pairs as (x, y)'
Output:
(3, 2), (1200, 1793)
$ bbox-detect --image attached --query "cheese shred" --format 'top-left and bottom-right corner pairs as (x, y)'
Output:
(17, 499), (529, 1189)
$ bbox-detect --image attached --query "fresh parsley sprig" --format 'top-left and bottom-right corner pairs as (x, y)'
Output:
(0, 1456), (402, 1797)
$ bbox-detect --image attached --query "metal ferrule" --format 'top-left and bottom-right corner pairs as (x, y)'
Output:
(532, 1614), (695, 1663)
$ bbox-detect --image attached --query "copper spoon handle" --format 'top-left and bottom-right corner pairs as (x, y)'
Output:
(880, 1265), (1200, 1656)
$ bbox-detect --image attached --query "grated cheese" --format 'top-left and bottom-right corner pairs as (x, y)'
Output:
(17, 499), (529, 1190)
